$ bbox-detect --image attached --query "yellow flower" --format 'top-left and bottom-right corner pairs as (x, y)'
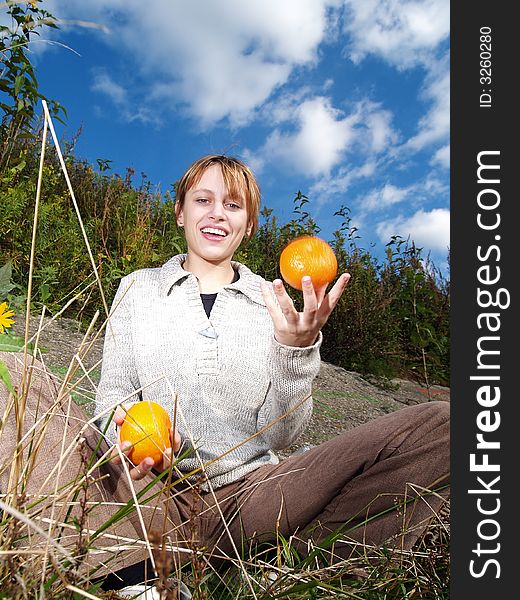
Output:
(0, 302), (15, 334)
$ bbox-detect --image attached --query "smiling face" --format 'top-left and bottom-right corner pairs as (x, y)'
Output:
(176, 164), (252, 268)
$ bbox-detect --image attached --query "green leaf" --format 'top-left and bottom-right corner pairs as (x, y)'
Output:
(0, 358), (15, 394)
(0, 335), (26, 353)
(0, 261), (13, 284)
(0, 283), (16, 304)
(0, 335), (41, 354)
(9, 159), (26, 174)
(0, 261), (15, 297)
(14, 74), (23, 96)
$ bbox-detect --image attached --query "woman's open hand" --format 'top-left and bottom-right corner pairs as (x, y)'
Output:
(110, 405), (182, 481)
(260, 273), (350, 348)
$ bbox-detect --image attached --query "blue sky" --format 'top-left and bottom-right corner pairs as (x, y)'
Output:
(23, 0), (449, 270)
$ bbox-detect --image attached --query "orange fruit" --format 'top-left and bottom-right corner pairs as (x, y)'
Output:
(279, 235), (338, 290)
(120, 400), (172, 466)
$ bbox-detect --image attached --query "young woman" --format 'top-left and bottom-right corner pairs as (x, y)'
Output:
(96, 155), (350, 485)
(94, 154), (450, 584)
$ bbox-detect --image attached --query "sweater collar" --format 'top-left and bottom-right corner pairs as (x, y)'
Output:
(159, 254), (267, 306)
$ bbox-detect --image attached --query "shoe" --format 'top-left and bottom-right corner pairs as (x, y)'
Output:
(119, 579), (192, 599)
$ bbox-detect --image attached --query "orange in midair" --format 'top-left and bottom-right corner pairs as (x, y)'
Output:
(279, 235), (338, 291)
(120, 401), (172, 466)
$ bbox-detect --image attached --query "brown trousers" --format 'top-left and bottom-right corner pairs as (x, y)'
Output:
(0, 352), (449, 581)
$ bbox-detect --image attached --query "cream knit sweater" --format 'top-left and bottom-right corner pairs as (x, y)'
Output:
(95, 254), (322, 489)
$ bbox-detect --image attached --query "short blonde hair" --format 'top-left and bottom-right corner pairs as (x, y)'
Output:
(175, 154), (261, 239)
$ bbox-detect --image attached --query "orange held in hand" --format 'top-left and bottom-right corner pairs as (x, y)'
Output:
(120, 400), (172, 466)
(279, 235), (338, 290)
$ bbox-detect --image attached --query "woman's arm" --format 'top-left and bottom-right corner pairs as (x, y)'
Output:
(257, 333), (322, 449)
(258, 273), (350, 449)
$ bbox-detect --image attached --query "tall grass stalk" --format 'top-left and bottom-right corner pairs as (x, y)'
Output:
(41, 100), (110, 323)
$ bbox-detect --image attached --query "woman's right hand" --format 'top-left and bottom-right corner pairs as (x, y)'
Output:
(110, 405), (181, 481)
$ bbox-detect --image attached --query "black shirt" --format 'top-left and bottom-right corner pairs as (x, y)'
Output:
(200, 268), (240, 317)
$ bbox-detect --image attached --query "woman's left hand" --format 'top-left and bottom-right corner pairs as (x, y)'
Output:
(261, 273), (351, 348)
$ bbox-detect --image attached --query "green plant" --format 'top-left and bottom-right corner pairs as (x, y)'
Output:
(1, 0), (66, 171)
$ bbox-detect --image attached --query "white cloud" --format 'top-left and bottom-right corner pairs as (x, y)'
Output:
(338, 1), (450, 162)
(90, 69), (161, 126)
(308, 160), (378, 206)
(91, 71), (126, 106)
(255, 98), (397, 178)
(43, 0), (450, 171)
(376, 207), (450, 252)
(48, 0), (341, 126)
(342, 0), (449, 69)
(363, 106), (398, 153)
(360, 175), (447, 214)
(261, 97), (355, 177)
(406, 58), (450, 150)
(240, 147), (267, 176)
(432, 144), (450, 168)
(363, 183), (412, 211)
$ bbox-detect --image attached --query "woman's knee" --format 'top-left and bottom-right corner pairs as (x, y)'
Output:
(404, 400), (450, 429)
(418, 400), (450, 431)
(425, 399), (450, 416)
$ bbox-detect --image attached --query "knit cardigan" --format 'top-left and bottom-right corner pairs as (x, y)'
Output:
(95, 254), (322, 489)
